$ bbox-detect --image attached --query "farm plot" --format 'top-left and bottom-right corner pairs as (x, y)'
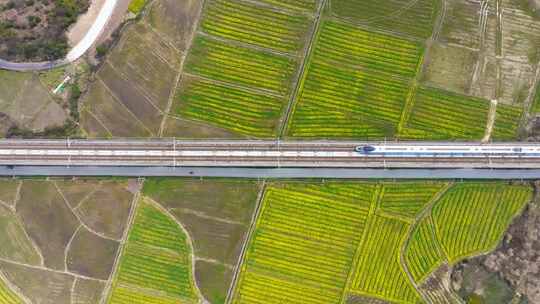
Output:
(532, 84), (540, 113)
(108, 199), (200, 304)
(174, 76), (285, 137)
(432, 183), (532, 262)
(351, 215), (420, 303)
(200, 0), (312, 54)
(0, 70), (67, 134)
(143, 178), (260, 304)
(0, 276), (21, 304)
(287, 19), (423, 139)
(400, 86), (490, 140)
(330, 0), (440, 39)
(439, 0), (482, 50)
(232, 182), (377, 304)
(421, 43), (478, 95)
(404, 215), (446, 283)
(81, 0), (203, 138)
(501, 2), (540, 64)
(377, 182), (447, 220)
(185, 36), (296, 95)
(492, 103), (523, 140)
(257, 0), (318, 12)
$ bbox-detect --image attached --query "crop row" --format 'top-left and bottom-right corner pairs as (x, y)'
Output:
(108, 200), (199, 303)
(404, 216), (445, 282)
(492, 103), (523, 141)
(175, 77), (285, 137)
(331, 0), (439, 39)
(401, 86), (490, 140)
(257, 0), (318, 12)
(0, 280), (20, 304)
(109, 286), (181, 304)
(201, 0), (311, 53)
(352, 215), (420, 303)
(432, 183), (532, 262)
(315, 20), (424, 79)
(532, 85), (540, 113)
(233, 183), (377, 304)
(185, 36), (296, 95)
(378, 182), (447, 220)
(287, 19), (422, 139)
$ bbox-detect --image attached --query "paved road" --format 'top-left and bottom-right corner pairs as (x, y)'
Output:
(0, 139), (539, 169)
(1, 166), (539, 179)
(0, 0), (118, 71)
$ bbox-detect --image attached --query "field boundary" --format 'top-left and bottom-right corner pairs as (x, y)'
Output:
(158, 0), (209, 137)
(224, 180), (267, 304)
(338, 184), (381, 304)
(278, 0), (327, 138)
(399, 182), (453, 302)
(99, 178), (143, 304)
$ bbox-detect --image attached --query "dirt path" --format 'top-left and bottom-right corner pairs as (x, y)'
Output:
(482, 99), (498, 143)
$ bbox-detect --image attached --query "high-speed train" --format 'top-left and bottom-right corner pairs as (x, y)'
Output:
(355, 144), (538, 157)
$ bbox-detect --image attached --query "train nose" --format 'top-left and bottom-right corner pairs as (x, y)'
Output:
(356, 145), (375, 153)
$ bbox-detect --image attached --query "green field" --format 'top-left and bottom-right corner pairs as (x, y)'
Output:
(108, 199), (200, 304)
(432, 183), (531, 262)
(201, 0), (311, 53)
(404, 215), (446, 282)
(229, 181), (531, 303)
(185, 36), (297, 95)
(128, 0), (147, 14)
(331, 0), (440, 39)
(400, 86), (490, 140)
(351, 215), (420, 303)
(287, 19), (423, 139)
(0, 278), (21, 304)
(378, 182), (447, 220)
(492, 103), (523, 140)
(174, 77), (285, 137)
(232, 183), (377, 304)
(257, 0), (318, 11)
(532, 84), (540, 113)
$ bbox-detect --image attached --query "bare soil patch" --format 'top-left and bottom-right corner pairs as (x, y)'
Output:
(66, 226), (119, 280)
(16, 181), (79, 270)
(0, 204), (41, 265)
(72, 278), (105, 304)
(0, 260), (74, 304)
(75, 181), (134, 240)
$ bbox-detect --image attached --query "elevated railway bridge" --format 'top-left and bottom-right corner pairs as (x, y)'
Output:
(0, 139), (539, 169)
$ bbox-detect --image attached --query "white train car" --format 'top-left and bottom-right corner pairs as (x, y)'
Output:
(355, 144), (540, 157)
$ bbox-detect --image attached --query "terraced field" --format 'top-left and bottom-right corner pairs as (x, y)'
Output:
(201, 0), (311, 53)
(185, 36), (296, 95)
(228, 181), (532, 303)
(108, 199), (200, 304)
(378, 182), (447, 220)
(287, 19), (423, 139)
(330, 0), (440, 39)
(257, 0), (318, 12)
(404, 216), (446, 282)
(432, 183), (531, 262)
(0, 278), (21, 304)
(400, 86), (490, 140)
(351, 215), (420, 303)
(174, 78), (285, 137)
(492, 104), (523, 141)
(232, 182), (377, 304)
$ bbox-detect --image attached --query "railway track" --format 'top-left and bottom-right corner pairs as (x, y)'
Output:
(0, 139), (539, 168)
